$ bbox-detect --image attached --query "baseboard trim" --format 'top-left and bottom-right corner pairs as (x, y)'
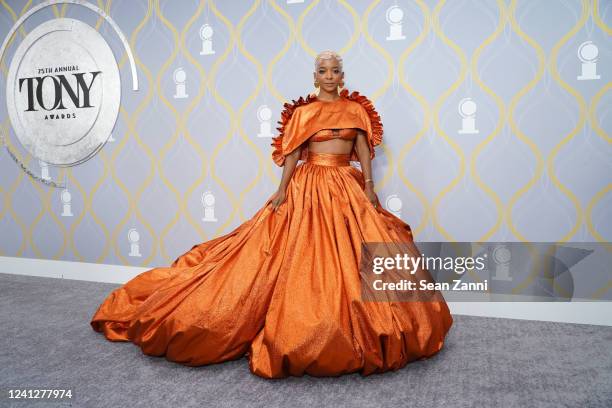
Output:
(448, 302), (611, 327)
(0, 255), (149, 284)
(1, 256), (610, 327)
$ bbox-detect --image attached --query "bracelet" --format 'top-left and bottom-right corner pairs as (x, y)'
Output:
(364, 178), (373, 184)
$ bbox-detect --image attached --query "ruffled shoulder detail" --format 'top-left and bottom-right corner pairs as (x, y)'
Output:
(270, 94), (317, 166)
(343, 89), (383, 159)
(270, 88), (383, 166)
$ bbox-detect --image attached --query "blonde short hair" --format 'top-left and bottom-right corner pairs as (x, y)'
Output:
(315, 50), (343, 72)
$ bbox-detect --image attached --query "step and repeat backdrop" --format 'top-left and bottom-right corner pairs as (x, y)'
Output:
(0, 0), (610, 267)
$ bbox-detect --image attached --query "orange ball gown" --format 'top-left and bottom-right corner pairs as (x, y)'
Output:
(90, 88), (453, 379)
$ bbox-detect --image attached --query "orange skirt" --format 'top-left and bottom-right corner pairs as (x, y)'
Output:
(90, 151), (453, 379)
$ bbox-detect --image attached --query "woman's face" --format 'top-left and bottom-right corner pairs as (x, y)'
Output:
(314, 57), (344, 93)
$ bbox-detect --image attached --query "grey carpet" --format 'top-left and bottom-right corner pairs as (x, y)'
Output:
(0, 272), (610, 408)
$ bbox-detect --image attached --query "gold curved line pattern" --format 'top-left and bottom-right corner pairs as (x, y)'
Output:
(586, 183), (611, 244)
(67, 0), (130, 263)
(585, 81), (611, 249)
(547, 0), (588, 242)
(550, 283), (573, 300)
(510, 244), (549, 295)
(65, 163), (87, 261)
(506, 0), (546, 243)
(176, 0), (209, 251)
(396, 0), (431, 237)
(155, 0), (190, 263)
(430, 0), (468, 242)
(588, 229), (612, 297)
(51, 1), (68, 18)
(296, 1), (358, 72)
(6, 2), (70, 260)
(0, 0), (608, 273)
(51, 2), (58, 17)
(295, 0), (320, 58)
(268, 0), (362, 186)
(264, 0), (295, 185)
(505, 0), (559, 294)
(83, 0), (113, 264)
(361, 0), (394, 192)
(0, 124), (8, 222)
(69, 0), (112, 263)
(591, 278), (612, 300)
(207, 0), (245, 236)
(88, 0), (113, 263)
(296, 0), (360, 75)
(335, 0), (360, 57)
(0, 122), (28, 256)
(0, 0), (33, 257)
(589, 82), (612, 144)
(0, 0), (31, 74)
(94, 0), (110, 30)
(235, 0), (268, 223)
(111, 0), (155, 265)
(470, 0), (506, 242)
(359, 0), (390, 101)
(88, 149), (112, 263)
(266, 0), (294, 107)
(593, 0), (612, 36)
(92, 0), (129, 263)
(113, 1), (131, 68)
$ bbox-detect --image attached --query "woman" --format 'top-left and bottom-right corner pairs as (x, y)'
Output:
(91, 50), (453, 379)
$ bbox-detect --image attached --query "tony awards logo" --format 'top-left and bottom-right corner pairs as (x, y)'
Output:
(6, 18), (120, 167)
(19, 67), (100, 119)
(1, 0), (138, 187)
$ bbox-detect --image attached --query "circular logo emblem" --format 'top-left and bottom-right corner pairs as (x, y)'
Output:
(6, 18), (120, 166)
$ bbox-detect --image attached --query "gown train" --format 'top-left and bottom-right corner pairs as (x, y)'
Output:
(91, 151), (453, 379)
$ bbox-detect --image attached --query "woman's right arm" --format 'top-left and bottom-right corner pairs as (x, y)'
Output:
(270, 145), (302, 211)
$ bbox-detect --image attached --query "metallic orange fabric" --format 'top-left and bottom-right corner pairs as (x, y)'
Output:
(310, 128), (358, 143)
(306, 151), (351, 166)
(271, 88), (383, 166)
(91, 94), (453, 379)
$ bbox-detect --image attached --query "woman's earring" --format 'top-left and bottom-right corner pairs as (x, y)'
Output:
(337, 80), (344, 94)
(313, 81), (320, 96)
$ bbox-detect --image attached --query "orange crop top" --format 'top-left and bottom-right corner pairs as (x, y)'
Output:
(309, 128), (358, 142)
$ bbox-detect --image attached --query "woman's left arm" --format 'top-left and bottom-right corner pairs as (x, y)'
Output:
(355, 130), (379, 208)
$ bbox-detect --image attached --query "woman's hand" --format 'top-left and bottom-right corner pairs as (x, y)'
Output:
(364, 184), (379, 209)
(270, 189), (286, 212)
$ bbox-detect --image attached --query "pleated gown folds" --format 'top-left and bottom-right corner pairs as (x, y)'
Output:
(90, 89), (453, 379)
